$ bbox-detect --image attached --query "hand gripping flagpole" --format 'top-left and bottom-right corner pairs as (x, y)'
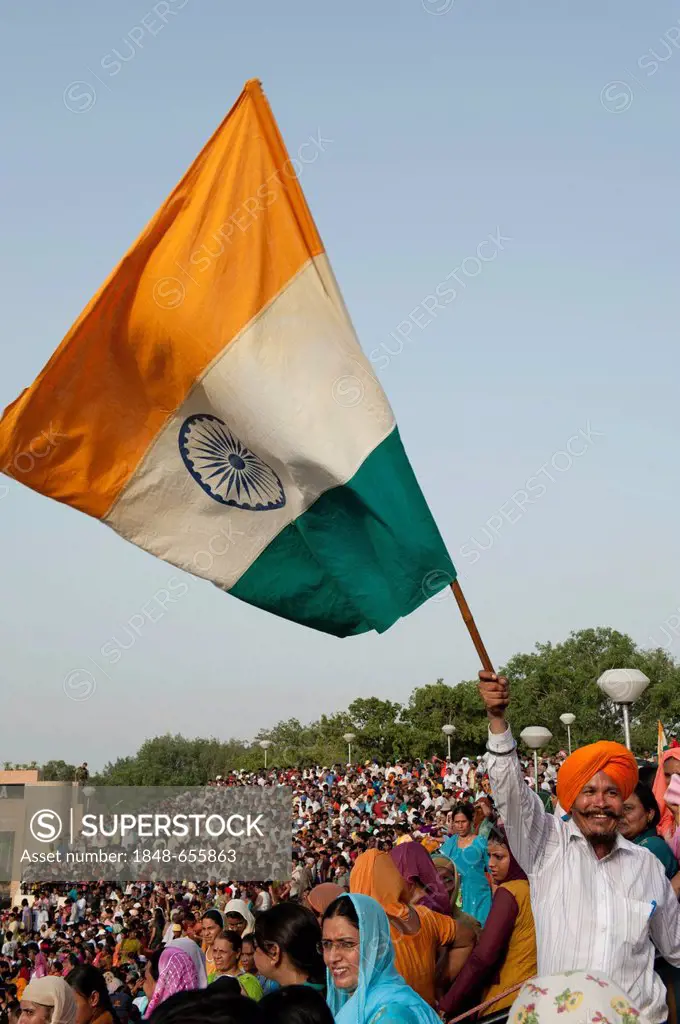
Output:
(450, 580), (495, 673)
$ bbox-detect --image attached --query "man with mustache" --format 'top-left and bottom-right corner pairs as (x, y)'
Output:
(479, 670), (680, 1024)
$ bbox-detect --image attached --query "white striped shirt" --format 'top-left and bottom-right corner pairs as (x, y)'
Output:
(487, 726), (680, 1023)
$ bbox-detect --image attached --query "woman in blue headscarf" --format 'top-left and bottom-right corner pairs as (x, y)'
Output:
(322, 893), (440, 1024)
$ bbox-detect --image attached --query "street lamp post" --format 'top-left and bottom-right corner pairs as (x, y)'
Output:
(82, 785), (96, 817)
(442, 724), (455, 762)
(259, 740), (272, 770)
(343, 733), (356, 765)
(520, 726), (553, 792)
(597, 669), (650, 750)
(559, 713), (576, 755)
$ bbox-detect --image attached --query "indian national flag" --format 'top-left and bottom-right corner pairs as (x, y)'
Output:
(0, 80), (455, 637)
(659, 720), (668, 762)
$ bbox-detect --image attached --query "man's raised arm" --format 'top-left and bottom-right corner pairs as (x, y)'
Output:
(479, 670), (559, 874)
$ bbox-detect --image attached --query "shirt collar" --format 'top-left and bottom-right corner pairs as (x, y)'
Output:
(565, 815), (635, 856)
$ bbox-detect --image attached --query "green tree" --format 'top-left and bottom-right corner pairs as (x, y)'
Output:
(501, 627), (680, 752)
(346, 697), (410, 763)
(254, 718), (315, 766)
(307, 712), (356, 765)
(403, 679), (488, 759)
(95, 735), (253, 785)
(41, 760), (76, 782)
(29, 625), (680, 784)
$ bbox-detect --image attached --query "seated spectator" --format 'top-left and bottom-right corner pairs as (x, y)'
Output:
(439, 825), (537, 1017)
(144, 944), (205, 1019)
(322, 893), (441, 1024)
(223, 904), (255, 939)
(303, 887), (345, 926)
(208, 931), (261, 1001)
(350, 850), (473, 1006)
(389, 845), (450, 917)
(66, 965), (115, 1024)
(240, 937), (277, 998)
(253, 906), (324, 994)
(620, 782), (680, 891)
(19, 977), (77, 1024)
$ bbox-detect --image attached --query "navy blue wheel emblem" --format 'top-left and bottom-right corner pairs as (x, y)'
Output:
(179, 414), (285, 511)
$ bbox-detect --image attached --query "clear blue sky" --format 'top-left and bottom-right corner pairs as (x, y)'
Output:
(2, 0), (679, 767)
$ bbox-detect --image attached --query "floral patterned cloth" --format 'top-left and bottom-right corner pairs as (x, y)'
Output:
(509, 971), (652, 1024)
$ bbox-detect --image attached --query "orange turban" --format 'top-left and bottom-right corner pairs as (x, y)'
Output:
(556, 740), (638, 812)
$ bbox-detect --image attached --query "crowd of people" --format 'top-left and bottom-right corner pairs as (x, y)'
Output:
(4, 674), (680, 1024)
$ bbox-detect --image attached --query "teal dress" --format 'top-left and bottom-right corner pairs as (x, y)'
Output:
(439, 834), (492, 925)
(634, 828), (679, 880)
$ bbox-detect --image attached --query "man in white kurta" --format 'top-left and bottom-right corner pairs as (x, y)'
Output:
(479, 669), (680, 1023)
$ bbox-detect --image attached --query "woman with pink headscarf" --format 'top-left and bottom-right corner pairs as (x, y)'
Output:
(653, 746), (680, 856)
(144, 939), (207, 1018)
(32, 943), (50, 980)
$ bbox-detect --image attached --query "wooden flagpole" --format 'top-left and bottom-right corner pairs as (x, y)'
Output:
(450, 580), (495, 673)
(447, 980), (526, 1023)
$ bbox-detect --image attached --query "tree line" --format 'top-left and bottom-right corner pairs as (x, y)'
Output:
(29, 627), (680, 785)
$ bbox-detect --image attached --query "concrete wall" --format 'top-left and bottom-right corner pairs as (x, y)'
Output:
(1, 780), (78, 907)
